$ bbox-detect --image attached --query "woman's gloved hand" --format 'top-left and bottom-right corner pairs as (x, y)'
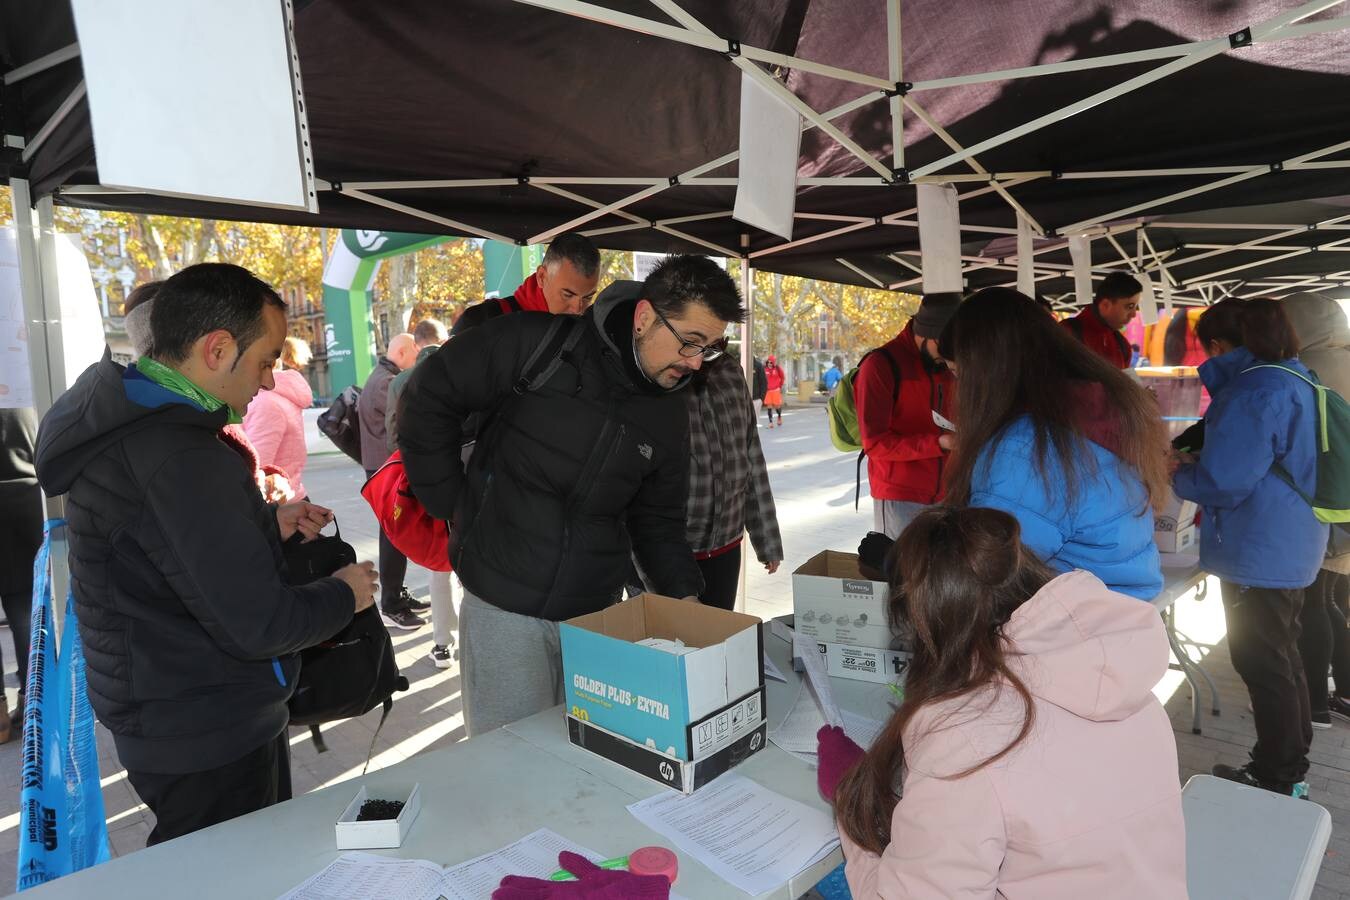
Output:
(493, 852), (671, 900)
(817, 725), (866, 802)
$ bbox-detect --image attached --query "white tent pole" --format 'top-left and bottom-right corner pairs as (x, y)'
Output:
(1104, 233), (1141, 272)
(3, 42), (80, 85)
(341, 188), (518, 243)
(505, 0), (892, 89)
(889, 253), (924, 275)
(533, 182), (741, 256)
(21, 81), (86, 164)
(911, 0), (1347, 179)
(1139, 230), (1179, 287)
(649, 0), (894, 180)
(736, 240), (753, 614)
(749, 221), (874, 259)
(1064, 137), (1350, 233)
(888, 0), (904, 172)
(901, 95), (1044, 233)
(1162, 213), (1350, 271)
(1183, 237), (1350, 283)
(837, 258), (886, 288)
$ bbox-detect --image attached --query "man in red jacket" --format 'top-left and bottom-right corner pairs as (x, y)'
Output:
(451, 232), (601, 335)
(1063, 272), (1140, 369)
(856, 292), (960, 538)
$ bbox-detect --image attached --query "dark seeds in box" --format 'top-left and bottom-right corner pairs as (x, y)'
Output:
(356, 799), (405, 821)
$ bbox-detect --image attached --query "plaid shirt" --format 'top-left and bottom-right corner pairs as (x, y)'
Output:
(685, 356), (783, 561)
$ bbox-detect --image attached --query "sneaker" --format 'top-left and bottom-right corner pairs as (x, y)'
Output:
(1212, 762), (1296, 796)
(429, 644), (455, 668)
(393, 587), (429, 612)
(1313, 711), (1333, 730)
(381, 608), (426, 631)
(1329, 695), (1350, 723)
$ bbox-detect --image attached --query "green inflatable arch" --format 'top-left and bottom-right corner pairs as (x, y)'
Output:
(319, 230), (544, 391)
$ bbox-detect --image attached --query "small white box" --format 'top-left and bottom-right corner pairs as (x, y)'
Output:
(1155, 492), (1199, 553)
(792, 551), (894, 651)
(335, 784), (422, 850)
(821, 641), (911, 685)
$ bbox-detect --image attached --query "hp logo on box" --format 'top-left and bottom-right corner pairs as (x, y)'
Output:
(659, 762), (675, 783)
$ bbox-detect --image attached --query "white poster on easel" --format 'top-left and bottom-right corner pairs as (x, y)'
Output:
(71, 0), (316, 212)
(0, 228), (107, 409)
(733, 72), (801, 241)
(916, 184), (963, 294)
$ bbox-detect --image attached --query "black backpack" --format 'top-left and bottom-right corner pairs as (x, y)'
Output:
(283, 522), (408, 765)
(317, 385), (363, 464)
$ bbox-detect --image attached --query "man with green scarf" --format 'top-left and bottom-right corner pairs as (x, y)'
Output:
(35, 263), (378, 845)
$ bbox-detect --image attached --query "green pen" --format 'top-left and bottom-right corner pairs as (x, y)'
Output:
(549, 856), (628, 881)
(888, 682), (905, 702)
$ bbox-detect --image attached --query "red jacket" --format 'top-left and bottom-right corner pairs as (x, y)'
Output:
(855, 324), (955, 503)
(1064, 305), (1131, 369)
(765, 364), (785, 391)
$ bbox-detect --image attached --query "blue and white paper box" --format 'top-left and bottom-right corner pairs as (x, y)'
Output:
(561, 594), (764, 762)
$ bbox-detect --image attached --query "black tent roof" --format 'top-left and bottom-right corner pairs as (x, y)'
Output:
(4, 0), (1350, 298)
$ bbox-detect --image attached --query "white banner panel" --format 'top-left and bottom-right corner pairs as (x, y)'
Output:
(916, 184), (963, 294)
(733, 73), (801, 241)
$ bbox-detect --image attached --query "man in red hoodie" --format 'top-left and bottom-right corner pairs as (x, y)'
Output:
(451, 232), (601, 334)
(856, 292), (960, 538)
(1063, 272), (1140, 369)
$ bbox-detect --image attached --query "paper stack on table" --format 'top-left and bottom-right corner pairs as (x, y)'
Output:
(277, 828), (691, 900)
(770, 680), (884, 766)
(627, 772), (840, 896)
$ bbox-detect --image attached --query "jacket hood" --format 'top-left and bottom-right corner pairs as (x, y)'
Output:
(1005, 570), (1169, 722)
(1283, 292), (1349, 356)
(1198, 345), (1259, 394)
(35, 350), (226, 496)
(268, 368), (313, 409)
(590, 280), (692, 394)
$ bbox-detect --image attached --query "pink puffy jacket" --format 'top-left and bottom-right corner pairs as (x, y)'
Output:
(243, 368), (313, 499)
(841, 570), (1187, 899)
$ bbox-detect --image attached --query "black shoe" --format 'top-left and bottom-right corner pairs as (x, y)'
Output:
(1329, 695), (1350, 723)
(381, 607), (426, 631)
(391, 587), (429, 612)
(1212, 763), (1296, 796)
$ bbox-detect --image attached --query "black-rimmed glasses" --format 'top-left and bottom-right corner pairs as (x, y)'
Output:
(651, 307), (729, 361)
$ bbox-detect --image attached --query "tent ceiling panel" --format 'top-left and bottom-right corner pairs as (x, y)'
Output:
(4, 0), (1350, 296)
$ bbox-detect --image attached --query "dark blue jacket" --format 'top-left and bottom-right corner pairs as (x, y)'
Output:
(1173, 347), (1328, 589)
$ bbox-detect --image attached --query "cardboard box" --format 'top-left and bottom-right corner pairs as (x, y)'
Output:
(823, 641), (911, 684)
(560, 594), (764, 762)
(335, 784), (421, 850)
(566, 709), (768, 794)
(1155, 492), (1200, 553)
(792, 551), (895, 650)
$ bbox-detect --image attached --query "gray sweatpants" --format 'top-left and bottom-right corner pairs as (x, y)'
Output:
(872, 499), (928, 540)
(459, 589), (563, 737)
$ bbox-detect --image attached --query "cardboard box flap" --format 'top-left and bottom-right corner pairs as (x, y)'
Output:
(794, 550), (869, 580)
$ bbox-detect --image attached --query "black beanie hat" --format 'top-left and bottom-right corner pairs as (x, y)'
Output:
(912, 292), (963, 338)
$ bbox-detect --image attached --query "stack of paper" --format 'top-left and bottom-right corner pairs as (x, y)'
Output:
(627, 772), (840, 896)
(770, 680), (884, 766)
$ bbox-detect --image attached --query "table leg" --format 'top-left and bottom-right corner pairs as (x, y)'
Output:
(1162, 605), (1203, 734)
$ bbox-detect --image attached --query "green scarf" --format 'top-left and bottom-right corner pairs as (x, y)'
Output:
(137, 357), (243, 425)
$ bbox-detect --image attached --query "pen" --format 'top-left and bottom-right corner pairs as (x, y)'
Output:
(888, 682), (905, 702)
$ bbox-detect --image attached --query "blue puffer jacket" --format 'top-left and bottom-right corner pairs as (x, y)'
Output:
(1173, 347), (1328, 589)
(972, 415), (1162, 600)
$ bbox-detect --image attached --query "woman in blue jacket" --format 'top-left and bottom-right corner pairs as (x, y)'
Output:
(1174, 298), (1327, 796)
(939, 288), (1169, 600)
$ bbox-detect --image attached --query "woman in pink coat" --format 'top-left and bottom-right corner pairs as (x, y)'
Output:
(822, 506), (1187, 899)
(243, 337), (314, 499)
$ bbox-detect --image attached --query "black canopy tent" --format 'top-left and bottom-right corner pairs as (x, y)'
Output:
(5, 0), (1350, 303)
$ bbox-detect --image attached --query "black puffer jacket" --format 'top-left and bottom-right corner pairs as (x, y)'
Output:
(399, 283), (703, 620)
(34, 351), (353, 774)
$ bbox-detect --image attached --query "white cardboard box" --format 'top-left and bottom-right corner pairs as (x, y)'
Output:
(335, 784), (421, 850)
(797, 638), (911, 685)
(792, 551), (894, 651)
(1155, 492), (1200, 553)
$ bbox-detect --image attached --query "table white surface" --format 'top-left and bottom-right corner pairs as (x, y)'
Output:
(1183, 774), (1331, 900)
(24, 624), (896, 900)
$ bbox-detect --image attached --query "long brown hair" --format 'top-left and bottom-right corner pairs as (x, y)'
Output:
(938, 287), (1169, 512)
(833, 507), (1055, 853)
(1195, 296), (1301, 362)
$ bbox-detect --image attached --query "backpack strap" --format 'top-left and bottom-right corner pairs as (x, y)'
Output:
(513, 317), (585, 395)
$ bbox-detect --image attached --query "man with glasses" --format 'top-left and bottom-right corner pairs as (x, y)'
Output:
(399, 255), (745, 735)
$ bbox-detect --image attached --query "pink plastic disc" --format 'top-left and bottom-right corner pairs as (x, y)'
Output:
(628, 846), (678, 884)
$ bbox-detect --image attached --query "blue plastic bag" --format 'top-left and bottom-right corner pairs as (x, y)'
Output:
(16, 520), (110, 891)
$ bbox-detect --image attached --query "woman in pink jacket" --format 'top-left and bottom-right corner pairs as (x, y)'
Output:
(822, 506), (1187, 899)
(244, 337), (314, 499)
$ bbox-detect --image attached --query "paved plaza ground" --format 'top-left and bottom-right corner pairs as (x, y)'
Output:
(1, 406), (1349, 896)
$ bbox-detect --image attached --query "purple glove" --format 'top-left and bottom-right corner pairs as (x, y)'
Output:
(493, 851), (671, 900)
(817, 725), (866, 802)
